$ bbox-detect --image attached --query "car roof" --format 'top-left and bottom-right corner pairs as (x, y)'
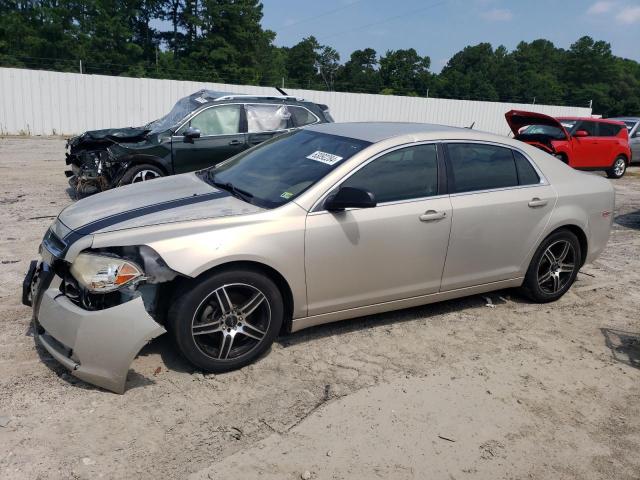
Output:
(608, 117), (640, 121)
(304, 122), (471, 143)
(556, 116), (626, 125)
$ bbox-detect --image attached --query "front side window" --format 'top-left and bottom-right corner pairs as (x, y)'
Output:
(205, 130), (370, 209)
(577, 121), (598, 136)
(341, 144), (438, 203)
(183, 105), (241, 136)
(246, 104), (291, 133)
(447, 143), (519, 193)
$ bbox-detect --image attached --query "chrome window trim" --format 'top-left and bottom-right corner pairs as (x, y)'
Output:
(309, 139), (550, 212)
(310, 140), (441, 213)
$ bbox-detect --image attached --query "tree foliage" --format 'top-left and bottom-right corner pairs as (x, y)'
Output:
(1, 1), (639, 115)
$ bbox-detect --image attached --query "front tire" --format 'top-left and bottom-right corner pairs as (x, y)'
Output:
(168, 268), (283, 373)
(519, 229), (581, 303)
(606, 156), (627, 179)
(118, 163), (164, 185)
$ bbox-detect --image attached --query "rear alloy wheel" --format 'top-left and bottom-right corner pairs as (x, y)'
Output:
(520, 229), (581, 303)
(606, 156), (627, 179)
(168, 269), (283, 373)
(118, 163), (164, 185)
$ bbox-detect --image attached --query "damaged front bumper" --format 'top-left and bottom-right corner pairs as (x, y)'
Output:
(25, 261), (166, 393)
(65, 148), (129, 196)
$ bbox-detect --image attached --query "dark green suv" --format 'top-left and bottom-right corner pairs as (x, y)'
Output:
(65, 90), (334, 195)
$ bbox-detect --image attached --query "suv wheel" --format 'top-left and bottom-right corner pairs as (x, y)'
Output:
(118, 164), (164, 185)
(606, 156), (627, 179)
(168, 268), (283, 373)
(519, 229), (581, 303)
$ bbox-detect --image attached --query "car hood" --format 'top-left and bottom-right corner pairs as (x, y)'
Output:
(57, 173), (263, 235)
(505, 110), (569, 139)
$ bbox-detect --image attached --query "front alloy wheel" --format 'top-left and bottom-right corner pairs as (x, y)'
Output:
(169, 268), (283, 372)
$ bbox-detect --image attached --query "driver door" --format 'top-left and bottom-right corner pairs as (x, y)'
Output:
(172, 104), (247, 174)
(304, 144), (452, 316)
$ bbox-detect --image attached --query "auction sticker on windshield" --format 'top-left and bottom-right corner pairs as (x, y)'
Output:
(306, 151), (343, 165)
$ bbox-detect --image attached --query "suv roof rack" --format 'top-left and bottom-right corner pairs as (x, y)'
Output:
(213, 94), (307, 102)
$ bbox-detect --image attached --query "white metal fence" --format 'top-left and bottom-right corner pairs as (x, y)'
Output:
(0, 67), (592, 136)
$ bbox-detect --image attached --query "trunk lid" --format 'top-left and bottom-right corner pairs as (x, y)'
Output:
(505, 110), (570, 140)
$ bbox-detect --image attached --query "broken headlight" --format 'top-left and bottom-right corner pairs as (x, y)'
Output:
(70, 253), (144, 293)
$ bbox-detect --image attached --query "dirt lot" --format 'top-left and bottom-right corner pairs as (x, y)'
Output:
(0, 137), (639, 480)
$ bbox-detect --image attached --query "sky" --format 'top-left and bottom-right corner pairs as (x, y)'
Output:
(260, 0), (640, 72)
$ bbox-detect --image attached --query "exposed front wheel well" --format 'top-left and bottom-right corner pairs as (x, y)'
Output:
(171, 261), (295, 335)
(127, 157), (169, 176)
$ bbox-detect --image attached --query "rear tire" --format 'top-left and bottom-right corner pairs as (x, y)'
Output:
(519, 229), (581, 303)
(606, 156), (626, 179)
(118, 163), (164, 185)
(168, 268), (283, 373)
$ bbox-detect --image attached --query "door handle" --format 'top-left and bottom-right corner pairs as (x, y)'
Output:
(528, 197), (548, 208)
(419, 210), (447, 222)
(228, 139), (242, 146)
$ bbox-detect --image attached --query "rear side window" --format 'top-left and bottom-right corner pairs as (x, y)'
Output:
(598, 123), (624, 137)
(290, 106), (319, 127)
(342, 144), (438, 203)
(447, 143), (518, 193)
(513, 151), (540, 185)
(246, 104), (291, 133)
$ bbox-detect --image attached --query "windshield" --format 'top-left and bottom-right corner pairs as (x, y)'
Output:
(521, 123), (570, 139)
(204, 130), (371, 209)
(146, 96), (196, 134)
(621, 121), (637, 132)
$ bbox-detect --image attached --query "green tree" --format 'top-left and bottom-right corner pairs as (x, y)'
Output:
(379, 48), (431, 96)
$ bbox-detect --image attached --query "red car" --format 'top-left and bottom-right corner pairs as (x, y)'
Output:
(506, 110), (631, 178)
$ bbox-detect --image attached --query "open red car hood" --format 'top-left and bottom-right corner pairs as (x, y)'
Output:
(505, 110), (569, 139)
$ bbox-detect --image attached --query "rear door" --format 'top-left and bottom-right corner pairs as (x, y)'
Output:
(440, 142), (555, 291)
(171, 104), (247, 174)
(245, 104), (292, 147)
(597, 122), (623, 165)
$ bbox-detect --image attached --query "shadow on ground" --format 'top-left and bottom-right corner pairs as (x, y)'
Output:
(614, 210), (640, 230)
(601, 328), (640, 369)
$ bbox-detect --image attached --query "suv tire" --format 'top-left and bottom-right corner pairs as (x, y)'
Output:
(606, 156), (627, 179)
(118, 164), (164, 185)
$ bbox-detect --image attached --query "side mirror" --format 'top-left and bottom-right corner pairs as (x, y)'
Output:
(325, 187), (377, 211)
(183, 126), (201, 142)
(574, 130), (589, 138)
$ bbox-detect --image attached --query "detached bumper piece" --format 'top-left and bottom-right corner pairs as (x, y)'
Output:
(33, 272), (166, 394)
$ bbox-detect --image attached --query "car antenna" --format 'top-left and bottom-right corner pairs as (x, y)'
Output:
(276, 86), (289, 96)
(466, 121), (475, 129)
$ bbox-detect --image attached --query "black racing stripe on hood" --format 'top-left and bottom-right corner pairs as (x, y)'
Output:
(62, 190), (230, 245)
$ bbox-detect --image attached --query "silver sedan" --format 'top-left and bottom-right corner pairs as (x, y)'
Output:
(24, 122), (615, 393)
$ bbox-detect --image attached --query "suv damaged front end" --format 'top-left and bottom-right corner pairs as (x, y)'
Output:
(24, 224), (179, 393)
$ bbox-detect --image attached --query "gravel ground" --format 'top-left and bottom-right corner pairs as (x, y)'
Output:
(0, 137), (639, 480)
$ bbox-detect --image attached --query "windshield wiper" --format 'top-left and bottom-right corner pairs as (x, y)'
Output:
(209, 174), (254, 203)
